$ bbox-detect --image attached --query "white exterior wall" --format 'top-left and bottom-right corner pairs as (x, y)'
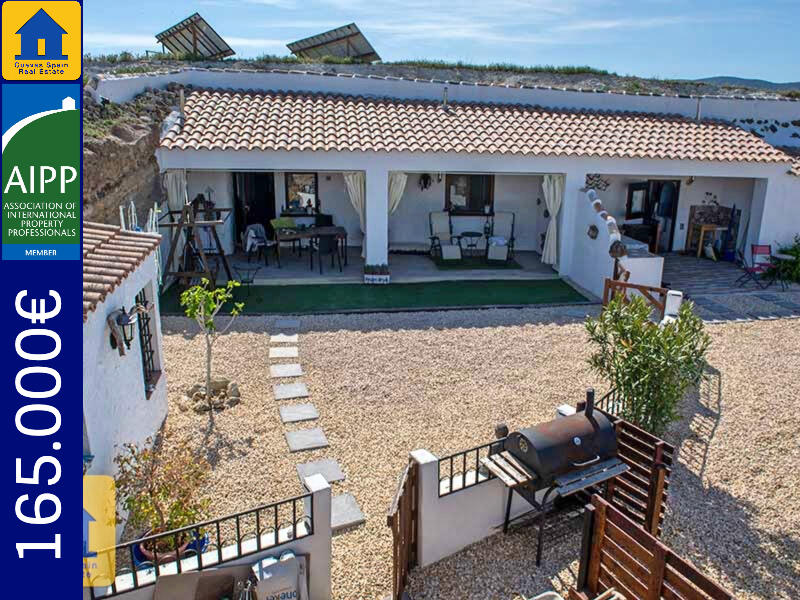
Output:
(754, 173), (800, 250)
(97, 69), (800, 149)
(83, 253), (168, 488)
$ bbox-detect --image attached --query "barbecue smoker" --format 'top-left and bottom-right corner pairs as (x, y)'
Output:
(482, 389), (628, 565)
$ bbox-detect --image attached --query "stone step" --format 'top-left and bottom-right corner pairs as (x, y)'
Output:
(285, 427), (329, 453)
(331, 493), (365, 534)
(270, 363), (304, 378)
(269, 346), (298, 359)
(279, 403), (319, 424)
(274, 382), (309, 401)
(271, 333), (299, 344)
(296, 458), (345, 485)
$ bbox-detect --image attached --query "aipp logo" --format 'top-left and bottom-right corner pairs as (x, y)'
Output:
(2, 1), (81, 80)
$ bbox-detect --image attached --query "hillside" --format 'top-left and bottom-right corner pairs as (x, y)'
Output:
(84, 55), (800, 100)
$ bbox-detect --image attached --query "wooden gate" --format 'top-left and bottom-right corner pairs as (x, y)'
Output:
(603, 278), (669, 321)
(387, 459), (419, 600)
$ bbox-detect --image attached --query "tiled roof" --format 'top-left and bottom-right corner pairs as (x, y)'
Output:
(83, 222), (161, 321)
(779, 146), (800, 177)
(160, 89), (790, 164)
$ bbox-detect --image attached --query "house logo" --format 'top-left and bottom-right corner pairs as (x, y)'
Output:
(15, 8), (67, 60)
(2, 1), (81, 80)
(83, 476), (116, 587)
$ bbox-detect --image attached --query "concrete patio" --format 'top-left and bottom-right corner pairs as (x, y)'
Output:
(226, 248), (558, 285)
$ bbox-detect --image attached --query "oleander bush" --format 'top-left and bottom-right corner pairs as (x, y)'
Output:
(585, 295), (710, 435)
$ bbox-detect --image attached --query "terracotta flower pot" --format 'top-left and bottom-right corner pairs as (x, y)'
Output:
(138, 531), (190, 565)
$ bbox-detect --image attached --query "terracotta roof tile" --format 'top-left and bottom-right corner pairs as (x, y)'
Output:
(160, 89), (790, 165)
(83, 222), (161, 321)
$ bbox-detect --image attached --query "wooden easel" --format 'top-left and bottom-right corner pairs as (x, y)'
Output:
(162, 196), (233, 288)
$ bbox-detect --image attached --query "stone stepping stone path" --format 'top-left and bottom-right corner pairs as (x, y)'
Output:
(270, 346), (298, 359)
(296, 458), (345, 484)
(274, 317), (300, 329)
(331, 493), (366, 533)
(279, 403), (319, 424)
(271, 333), (299, 343)
(285, 427), (329, 452)
(270, 363), (303, 378)
(274, 382), (309, 401)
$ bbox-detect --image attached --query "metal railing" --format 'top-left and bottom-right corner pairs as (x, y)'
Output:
(88, 492), (313, 598)
(594, 388), (625, 416)
(438, 439), (505, 497)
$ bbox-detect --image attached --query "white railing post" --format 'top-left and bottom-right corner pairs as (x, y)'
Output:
(303, 474), (332, 600)
(409, 449), (438, 568)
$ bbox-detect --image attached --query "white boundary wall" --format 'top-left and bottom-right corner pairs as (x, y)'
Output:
(88, 474), (332, 600)
(411, 449), (538, 568)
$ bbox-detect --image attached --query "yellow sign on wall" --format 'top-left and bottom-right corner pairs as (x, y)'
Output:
(83, 476), (116, 588)
(2, 1), (81, 80)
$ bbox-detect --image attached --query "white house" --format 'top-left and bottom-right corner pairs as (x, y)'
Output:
(82, 222), (167, 485)
(138, 69), (800, 298)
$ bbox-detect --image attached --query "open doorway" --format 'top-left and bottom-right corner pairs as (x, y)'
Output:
(233, 173), (276, 242)
(624, 179), (680, 253)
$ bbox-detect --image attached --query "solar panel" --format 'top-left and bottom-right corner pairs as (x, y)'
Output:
(155, 13), (234, 60)
(287, 23), (380, 62)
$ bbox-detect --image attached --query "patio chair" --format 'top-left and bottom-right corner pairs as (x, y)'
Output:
(243, 223), (275, 265)
(735, 245), (774, 289)
(270, 217), (302, 255)
(487, 211), (515, 262)
(429, 211), (454, 257)
(311, 233), (343, 274)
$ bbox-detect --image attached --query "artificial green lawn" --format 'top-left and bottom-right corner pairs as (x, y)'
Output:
(160, 279), (588, 315)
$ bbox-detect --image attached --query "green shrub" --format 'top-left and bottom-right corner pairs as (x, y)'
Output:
(774, 234), (800, 283)
(585, 295), (710, 435)
(114, 435), (209, 550)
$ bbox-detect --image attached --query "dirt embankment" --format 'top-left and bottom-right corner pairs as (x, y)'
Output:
(82, 83), (179, 224)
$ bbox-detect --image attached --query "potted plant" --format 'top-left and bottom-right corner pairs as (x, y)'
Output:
(114, 435), (210, 564)
(364, 263), (390, 284)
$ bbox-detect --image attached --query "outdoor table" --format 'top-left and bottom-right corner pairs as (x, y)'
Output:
(274, 226), (348, 269)
(772, 252), (794, 290)
(233, 263), (261, 295)
(460, 231), (483, 256)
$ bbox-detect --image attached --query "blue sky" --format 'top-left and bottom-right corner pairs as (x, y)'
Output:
(84, 0), (798, 82)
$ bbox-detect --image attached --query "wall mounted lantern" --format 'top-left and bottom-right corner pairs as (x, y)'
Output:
(107, 305), (140, 355)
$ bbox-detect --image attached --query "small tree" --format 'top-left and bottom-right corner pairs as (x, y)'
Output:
(180, 279), (244, 406)
(114, 435), (209, 551)
(585, 295), (710, 435)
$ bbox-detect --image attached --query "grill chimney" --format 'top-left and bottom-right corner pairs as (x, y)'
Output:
(585, 388), (595, 419)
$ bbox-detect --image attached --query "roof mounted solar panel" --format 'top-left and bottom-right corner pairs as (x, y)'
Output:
(156, 13), (234, 60)
(287, 23), (380, 62)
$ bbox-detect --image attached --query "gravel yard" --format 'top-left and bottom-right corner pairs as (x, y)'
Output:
(160, 303), (800, 600)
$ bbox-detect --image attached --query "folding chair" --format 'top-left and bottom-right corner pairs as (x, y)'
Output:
(736, 245), (774, 289)
(429, 211), (454, 257)
(487, 211), (516, 262)
(243, 223), (275, 265)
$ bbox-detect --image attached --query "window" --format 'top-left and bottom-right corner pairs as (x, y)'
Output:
(626, 182), (648, 219)
(136, 288), (159, 397)
(284, 173), (319, 213)
(445, 174), (494, 214)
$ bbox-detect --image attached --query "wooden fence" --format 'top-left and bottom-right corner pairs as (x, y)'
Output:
(577, 399), (673, 538)
(602, 278), (669, 321)
(387, 459), (419, 600)
(569, 495), (734, 600)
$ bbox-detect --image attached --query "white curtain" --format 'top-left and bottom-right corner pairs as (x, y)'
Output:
(542, 174), (565, 265)
(388, 172), (408, 215)
(343, 172), (367, 258)
(164, 169), (188, 210)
